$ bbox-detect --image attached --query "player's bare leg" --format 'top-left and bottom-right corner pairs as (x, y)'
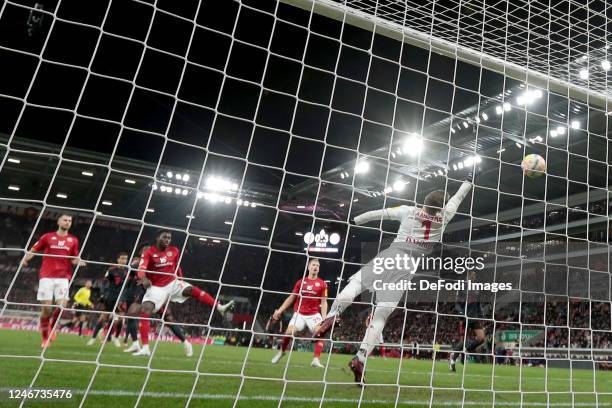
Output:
(180, 285), (235, 317)
(272, 325), (296, 364)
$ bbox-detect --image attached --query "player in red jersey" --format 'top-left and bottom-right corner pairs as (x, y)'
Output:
(21, 214), (87, 348)
(270, 258), (328, 368)
(132, 230), (235, 356)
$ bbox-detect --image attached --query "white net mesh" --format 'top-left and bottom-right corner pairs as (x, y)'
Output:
(0, 0), (611, 407)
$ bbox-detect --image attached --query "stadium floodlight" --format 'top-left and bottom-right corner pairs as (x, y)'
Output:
(206, 176), (237, 192)
(457, 162), (464, 169)
(354, 159), (370, 174)
(392, 180), (405, 192)
(602, 60), (611, 71)
(146, 208), (154, 213)
(183, 174), (190, 182)
(260, 226), (269, 231)
(124, 179), (136, 184)
(102, 200), (112, 206)
(250, 202), (256, 207)
(8, 185), (19, 191)
(174, 188), (181, 195)
(7, 158), (20, 164)
(199, 237), (208, 241)
(495, 105), (503, 115)
(294, 232), (303, 236)
(503, 102), (512, 111)
(181, 189), (189, 196)
(197, 191), (204, 198)
(464, 156), (474, 167)
(403, 135), (423, 156)
(452, 164), (458, 171)
(516, 89), (542, 105)
(481, 112), (488, 121)
(166, 171), (173, 178)
(474, 155), (482, 163)
(236, 199), (243, 205)
(462, 121), (468, 128)
(579, 69), (589, 79)
(550, 130), (558, 137)
(556, 126), (566, 135)
(383, 186), (393, 194)
(56, 193), (67, 199)
(175, 174), (182, 180)
(224, 221), (232, 225)
(80, 171), (93, 177)
(571, 121), (580, 129)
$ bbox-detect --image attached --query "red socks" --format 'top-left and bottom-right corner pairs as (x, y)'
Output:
(314, 340), (324, 358)
(40, 316), (50, 342)
(281, 336), (291, 352)
(190, 286), (217, 308)
(380, 346), (386, 358)
(140, 313), (150, 345)
(50, 308), (61, 330)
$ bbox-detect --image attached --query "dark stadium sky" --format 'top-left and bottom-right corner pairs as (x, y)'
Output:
(0, 0), (610, 264)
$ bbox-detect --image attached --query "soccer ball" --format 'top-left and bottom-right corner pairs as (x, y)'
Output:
(521, 154), (546, 177)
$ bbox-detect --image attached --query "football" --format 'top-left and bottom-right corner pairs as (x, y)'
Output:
(521, 154), (546, 177)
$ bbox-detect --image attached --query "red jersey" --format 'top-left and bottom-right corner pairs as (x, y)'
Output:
(138, 245), (181, 287)
(31, 232), (79, 279)
(292, 277), (327, 315)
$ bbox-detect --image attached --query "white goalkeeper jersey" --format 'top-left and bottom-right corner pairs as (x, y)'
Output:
(354, 182), (472, 252)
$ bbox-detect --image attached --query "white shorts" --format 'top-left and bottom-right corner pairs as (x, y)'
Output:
(37, 278), (70, 302)
(142, 280), (192, 313)
(288, 312), (323, 333)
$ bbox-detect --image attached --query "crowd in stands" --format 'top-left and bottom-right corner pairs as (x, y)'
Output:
(1, 204), (611, 367)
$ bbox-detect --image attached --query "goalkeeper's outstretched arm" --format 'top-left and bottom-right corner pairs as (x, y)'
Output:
(443, 182), (473, 223)
(353, 206), (411, 225)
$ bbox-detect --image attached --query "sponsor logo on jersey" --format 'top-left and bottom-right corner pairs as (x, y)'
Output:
(167, 251), (173, 257)
(315, 282), (320, 287)
(58, 240), (65, 246)
(67, 237), (73, 242)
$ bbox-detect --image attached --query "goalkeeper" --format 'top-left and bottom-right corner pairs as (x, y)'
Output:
(315, 173), (474, 385)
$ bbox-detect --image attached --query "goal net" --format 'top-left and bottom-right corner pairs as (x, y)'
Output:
(0, 0), (610, 407)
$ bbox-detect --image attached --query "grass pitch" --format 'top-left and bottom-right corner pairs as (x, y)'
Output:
(0, 329), (610, 407)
